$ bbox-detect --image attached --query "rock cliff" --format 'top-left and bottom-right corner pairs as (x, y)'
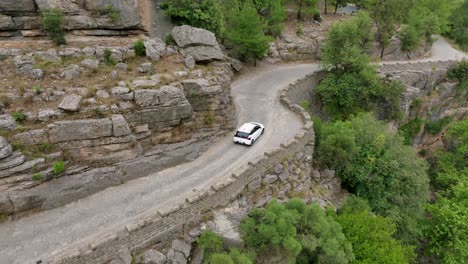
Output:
(0, 0), (143, 37)
(0, 26), (240, 217)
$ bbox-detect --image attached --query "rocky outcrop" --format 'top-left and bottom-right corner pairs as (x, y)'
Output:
(172, 26), (224, 62)
(0, 0), (143, 37)
(372, 36), (432, 61)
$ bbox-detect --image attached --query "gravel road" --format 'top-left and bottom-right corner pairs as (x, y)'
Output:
(0, 63), (317, 264)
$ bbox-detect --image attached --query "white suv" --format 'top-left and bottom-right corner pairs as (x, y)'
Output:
(233, 122), (265, 146)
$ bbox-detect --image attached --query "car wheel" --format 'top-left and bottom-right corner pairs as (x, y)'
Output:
(250, 139), (255, 146)
(261, 128), (265, 135)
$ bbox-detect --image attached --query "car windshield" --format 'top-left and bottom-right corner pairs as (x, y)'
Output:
(235, 131), (250, 138)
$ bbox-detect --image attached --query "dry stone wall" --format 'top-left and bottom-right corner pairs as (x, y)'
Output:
(40, 69), (320, 264)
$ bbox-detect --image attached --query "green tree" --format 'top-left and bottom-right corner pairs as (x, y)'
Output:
(317, 114), (430, 243)
(320, 11), (373, 71)
(446, 0), (468, 50)
(198, 230), (224, 254)
(317, 11), (402, 120)
(425, 182), (468, 263)
(264, 0), (287, 37)
(335, 197), (416, 264)
(363, 0), (410, 58)
(241, 199), (354, 263)
(290, 0), (319, 20)
(226, 0), (272, 63)
(161, 0), (225, 38)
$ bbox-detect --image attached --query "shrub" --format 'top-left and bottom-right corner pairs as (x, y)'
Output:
(87, 86), (97, 98)
(161, 0), (225, 38)
(105, 5), (120, 23)
(203, 111), (215, 125)
(399, 25), (421, 51)
(32, 173), (43, 181)
(41, 9), (66, 46)
(399, 118), (424, 145)
(133, 40), (146, 57)
(38, 142), (52, 152)
(53, 161), (65, 175)
(104, 49), (116, 66)
(296, 22), (303, 36)
(164, 33), (175, 45)
(33, 86), (42, 95)
(313, 11), (322, 22)
(12, 112), (26, 123)
(425, 116), (452, 135)
(198, 230), (223, 253)
(299, 100), (310, 111)
(447, 60), (468, 83)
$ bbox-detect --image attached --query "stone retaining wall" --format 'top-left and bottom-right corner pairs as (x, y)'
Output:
(41, 70), (321, 264)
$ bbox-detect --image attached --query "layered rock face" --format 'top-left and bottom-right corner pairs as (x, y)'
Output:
(0, 0), (142, 37)
(0, 26), (238, 217)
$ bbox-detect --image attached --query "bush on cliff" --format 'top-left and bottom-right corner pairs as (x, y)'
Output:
(41, 9), (66, 46)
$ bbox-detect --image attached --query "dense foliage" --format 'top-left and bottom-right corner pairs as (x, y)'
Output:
(240, 199), (354, 263)
(446, 0), (468, 50)
(317, 114), (429, 243)
(317, 12), (402, 120)
(335, 196), (416, 263)
(161, 0), (226, 38)
(423, 120), (468, 263)
(226, 0), (272, 62)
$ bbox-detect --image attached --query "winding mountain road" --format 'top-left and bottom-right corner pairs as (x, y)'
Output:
(0, 38), (465, 264)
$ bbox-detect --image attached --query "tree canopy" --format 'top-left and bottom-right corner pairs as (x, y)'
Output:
(317, 114), (429, 242)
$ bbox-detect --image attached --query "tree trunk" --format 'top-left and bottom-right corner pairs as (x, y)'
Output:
(254, 58), (257, 67)
(297, 4), (302, 20)
(324, 0), (328, 14)
(380, 45), (385, 59)
(334, 2), (339, 14)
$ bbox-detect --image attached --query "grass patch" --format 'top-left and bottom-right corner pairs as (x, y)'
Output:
(32, 173), (43, 181)
(12, 112), (26, 123)
(53, 161), (65, 175)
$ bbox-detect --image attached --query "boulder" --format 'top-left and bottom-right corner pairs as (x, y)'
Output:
(109, 247), (132, 264)
(138, 62), (153, 73)
(35, 49), (61, 62)
(184, 55), (196, 69)
(0, 115), (16, 130)
(172, 26), (218, 48)
(116, 62), (128, 72)
(166, 249), (187, 264)
(58, 94), (82, 112)
(132, 78), (160, 89)
(14, 55), (35, 76)
(80, 58), (99, 70)
(263, 174), (278, 184)
(96, 90), (110, 98)
(38, 109), (58, 122)
(60, 65), (80, 80)
(247, 178), (261, 191)
(48, 118), (113, 143)
(0, 137), (13, 160)
(111, 115), (131, 137)
(31, 69), (44, 80)
(144, 38), (167, 61)
(111, 87), (133, 100)
(172, 239), (192, 258)
(34, 0), (82, 13)
(182, 46), (224, 62)
(141, 249), (166, 264)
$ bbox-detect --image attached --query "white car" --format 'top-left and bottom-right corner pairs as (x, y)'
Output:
(233, 122), (265, 146)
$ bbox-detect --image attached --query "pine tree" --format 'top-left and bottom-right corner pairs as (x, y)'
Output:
(226, 0), (272, 64)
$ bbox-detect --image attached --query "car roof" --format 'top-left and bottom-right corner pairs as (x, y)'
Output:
(238, 123), (256, 133)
